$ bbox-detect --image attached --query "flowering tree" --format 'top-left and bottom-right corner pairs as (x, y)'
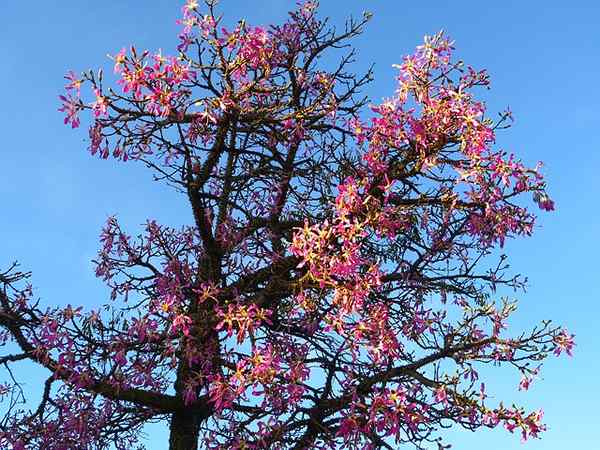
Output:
(0, 1), (573, 449)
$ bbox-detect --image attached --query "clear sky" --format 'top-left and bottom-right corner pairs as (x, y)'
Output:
(1, 1), (598, 449)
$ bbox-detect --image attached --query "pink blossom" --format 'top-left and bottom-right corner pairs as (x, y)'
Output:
(553, 329), (575, 356)
(58, 93), (81, 128)
(91, 88), (108, 117)
(434, 386), (449, 406)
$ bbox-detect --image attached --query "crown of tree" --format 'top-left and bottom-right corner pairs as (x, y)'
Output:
(1, 1), (572, 449)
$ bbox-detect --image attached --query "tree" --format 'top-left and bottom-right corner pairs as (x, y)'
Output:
(0, 1), (574, 449)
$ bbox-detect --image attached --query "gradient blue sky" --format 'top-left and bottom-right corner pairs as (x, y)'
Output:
(1, 1), (598, 449)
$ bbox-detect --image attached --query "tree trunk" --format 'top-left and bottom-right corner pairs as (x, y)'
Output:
(168, 262), (217, 450)
(169, 410), (201, 450)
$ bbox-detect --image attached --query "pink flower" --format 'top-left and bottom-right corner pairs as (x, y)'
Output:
(182, 0), (199, 19)
(64, 70), (82, 92)
(553, 329), (575, 356)
(518, 376), (531, 391)
(58, 93), (81, 128)
(171, 314), (193, 336)
(92, 89), (108, 117)
(113, 350), (127, 367)
(183, 378), (198, 405)
(483, 410), (499, 427)
(111, 48), (127, 73)
(434, 386), (448, 406)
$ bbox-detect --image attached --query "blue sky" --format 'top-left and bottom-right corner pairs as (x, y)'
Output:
(1, 1), (598, 448)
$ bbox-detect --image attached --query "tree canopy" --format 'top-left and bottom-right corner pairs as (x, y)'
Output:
(0, 1), (573, 449)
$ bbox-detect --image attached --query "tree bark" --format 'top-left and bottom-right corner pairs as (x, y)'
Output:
(169, 410), (201, 450)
